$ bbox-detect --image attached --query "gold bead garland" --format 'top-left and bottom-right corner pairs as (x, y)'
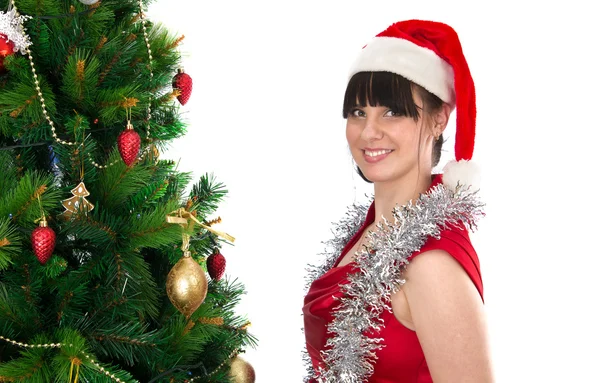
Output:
(9, 0), (75, 146)
(138, 0), (153, 141)
(0, 336), (127, 382)
(187, 348), (240, 382)
(2, 335), (248, 382)
(9, 0), (155, 169)
(82, 351), (127, 383)
(0, 335), (64, 348)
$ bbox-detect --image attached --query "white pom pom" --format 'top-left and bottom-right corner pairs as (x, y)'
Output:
(442, 159), (481, 191)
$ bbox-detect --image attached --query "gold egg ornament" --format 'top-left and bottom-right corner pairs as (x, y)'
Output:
(229, 356), (256, 383)
(166, 253), (208, 319)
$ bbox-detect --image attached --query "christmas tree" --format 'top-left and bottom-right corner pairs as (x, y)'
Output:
(0, 1), (257, 382)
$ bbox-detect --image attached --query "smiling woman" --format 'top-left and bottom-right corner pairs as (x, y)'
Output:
(302, 20), (494, 383)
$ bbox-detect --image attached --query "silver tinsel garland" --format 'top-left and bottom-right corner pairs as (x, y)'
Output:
(303, 183), (484, 383)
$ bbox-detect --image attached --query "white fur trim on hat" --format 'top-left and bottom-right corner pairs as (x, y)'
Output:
(348, 37), (456, 105)
(442, 159), (481, 191)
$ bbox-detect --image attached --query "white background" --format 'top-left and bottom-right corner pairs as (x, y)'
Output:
(147, 1), (600, 381)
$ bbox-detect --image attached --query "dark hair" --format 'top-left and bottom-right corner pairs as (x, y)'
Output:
(342, 71), (444, 183)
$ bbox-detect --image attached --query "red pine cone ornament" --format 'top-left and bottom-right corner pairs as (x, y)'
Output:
(31, 219), (56, 265)
(0, 34), (16, 73)
(172, 69), (193, 106)
(207, 252), (226, 281)
(117, 122), (141, 166)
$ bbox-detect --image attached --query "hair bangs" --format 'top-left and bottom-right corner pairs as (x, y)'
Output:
(342, 72), (421, 120)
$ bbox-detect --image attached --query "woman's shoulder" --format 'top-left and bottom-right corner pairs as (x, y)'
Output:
(408, 222), (483, 300)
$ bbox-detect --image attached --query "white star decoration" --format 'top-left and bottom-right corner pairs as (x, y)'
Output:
(0, 4), (32, 54)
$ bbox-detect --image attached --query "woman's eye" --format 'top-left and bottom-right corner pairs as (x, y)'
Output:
(351, 109), (365, 117)
(384, 109), (402, 117)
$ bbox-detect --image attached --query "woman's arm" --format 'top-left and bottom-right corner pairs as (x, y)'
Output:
(399, 249), (495, 383)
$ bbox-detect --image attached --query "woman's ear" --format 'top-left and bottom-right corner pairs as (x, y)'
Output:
(435, 103), (452, 134)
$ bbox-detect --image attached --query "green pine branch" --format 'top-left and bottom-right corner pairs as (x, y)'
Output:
(125, 200), (182, 251)
(0, 74), (56, 143)
(0, 218), (19, 270)
(62, 49), (102, 110)
(129, 179), (170, 208)
(51, 328), (139, 383)
(0, 346), (53, 382)
(0, 170), (62, 226)
(102, 251), (160, 319)
(96, 148), (155, 210)
(61, 206), (120, 251)
(152, 318), (205, 372)
(49, 271), (93, 328)
(86, 321), (162, 368)
(50, 132), (99, 184)
(189, 173), (228, 218)
(0, 283), (26, 333)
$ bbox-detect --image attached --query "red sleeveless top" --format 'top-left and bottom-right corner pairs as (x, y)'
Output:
(302, 175), (484, 383)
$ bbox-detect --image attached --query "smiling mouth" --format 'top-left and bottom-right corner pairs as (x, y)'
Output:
(364, 149), (393, 157)
(362, 149), (393, 163)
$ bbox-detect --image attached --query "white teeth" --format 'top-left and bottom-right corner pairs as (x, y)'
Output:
(365, 150), (391, 157)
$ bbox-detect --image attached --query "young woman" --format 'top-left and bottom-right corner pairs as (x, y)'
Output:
(302, 20), (495, 382)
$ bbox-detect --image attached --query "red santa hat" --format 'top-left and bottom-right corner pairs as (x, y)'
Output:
(348, 19), (480, 190)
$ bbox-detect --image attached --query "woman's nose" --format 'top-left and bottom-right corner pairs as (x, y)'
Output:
(361, 118), (384, 141)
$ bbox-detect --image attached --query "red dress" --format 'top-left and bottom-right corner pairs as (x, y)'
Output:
(302, 175), (484, 383)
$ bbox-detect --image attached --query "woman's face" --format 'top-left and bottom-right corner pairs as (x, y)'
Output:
(345, 95), (434, 184)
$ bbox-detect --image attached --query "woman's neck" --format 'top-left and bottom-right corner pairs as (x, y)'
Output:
(373, 170), (433, 225)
